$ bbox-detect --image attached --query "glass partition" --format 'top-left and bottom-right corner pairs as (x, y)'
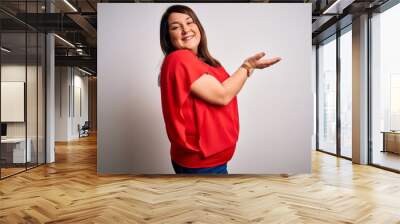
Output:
(0, 31), (28, 177)
(26, 0), (42, 170)
(317, 36), (337, 155)
(27, 31), (38, 169)
(38, 32), (45, 165)
(0, 1), (46, 179)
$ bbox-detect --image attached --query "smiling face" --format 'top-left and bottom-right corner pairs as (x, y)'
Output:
(168, 12), (201, 54)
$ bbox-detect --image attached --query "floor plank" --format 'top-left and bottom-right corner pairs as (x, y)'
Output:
(1, 134), (400, 223)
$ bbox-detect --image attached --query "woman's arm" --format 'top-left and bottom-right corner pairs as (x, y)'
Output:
(190, 67), (248, 106)
(190, 52), (281, 106)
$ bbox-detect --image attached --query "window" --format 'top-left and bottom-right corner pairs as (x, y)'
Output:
(318, 36), (337, 154)
(340, 28), (352, 158)
(371, 2), (400, 171)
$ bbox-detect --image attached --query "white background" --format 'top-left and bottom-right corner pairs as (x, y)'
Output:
(98, 3), (313, 174)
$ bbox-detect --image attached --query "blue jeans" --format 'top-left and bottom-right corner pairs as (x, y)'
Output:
(172, 161), (228, 174)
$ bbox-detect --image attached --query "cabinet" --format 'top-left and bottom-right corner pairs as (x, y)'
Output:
(382, 131), (400, 154)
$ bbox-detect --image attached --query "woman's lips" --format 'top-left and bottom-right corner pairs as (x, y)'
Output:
(182, 35), (194, 41)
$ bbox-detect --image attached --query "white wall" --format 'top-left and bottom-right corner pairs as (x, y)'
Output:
(55, 67), (89, 141)
(98, 3), (312, 174)
(55, 66), (69, 141)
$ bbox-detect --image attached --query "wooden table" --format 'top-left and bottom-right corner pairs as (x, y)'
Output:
(381, 131), (400, 154)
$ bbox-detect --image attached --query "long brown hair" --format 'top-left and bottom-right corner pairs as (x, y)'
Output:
(160, 5), (221, 67)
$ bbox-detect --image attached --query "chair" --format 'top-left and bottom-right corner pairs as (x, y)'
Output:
(78, 121), (90, 138)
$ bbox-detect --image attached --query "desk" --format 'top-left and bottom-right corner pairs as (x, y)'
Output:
(1, 138), (31, 163)
(382, 131), (400, 154)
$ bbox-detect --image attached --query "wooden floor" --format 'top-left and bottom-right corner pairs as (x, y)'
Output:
(1, 134), (400, 223)
(373, 151), (400, 171)
(1, 167), (26, 178)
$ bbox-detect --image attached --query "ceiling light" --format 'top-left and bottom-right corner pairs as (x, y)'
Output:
(63, 0), (78, 12)
(322, 0), (347, 15)
(78, 67), (93, 76)
(54, 34), (75, 48)
(1, 47), (11, 53)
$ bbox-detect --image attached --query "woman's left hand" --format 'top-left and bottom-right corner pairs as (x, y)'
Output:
(244, 52), (281, 71)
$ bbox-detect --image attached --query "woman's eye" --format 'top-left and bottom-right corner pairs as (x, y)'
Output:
(171, 27), (179, 30)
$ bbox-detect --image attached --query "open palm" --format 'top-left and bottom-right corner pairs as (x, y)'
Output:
(246, 52), (281, 69)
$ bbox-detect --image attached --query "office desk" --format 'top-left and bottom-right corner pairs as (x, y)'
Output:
(382, 131), (400, 154)
(1, 138), (31, 163)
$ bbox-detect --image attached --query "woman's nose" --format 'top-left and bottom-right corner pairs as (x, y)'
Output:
(182, 25), (189, 34)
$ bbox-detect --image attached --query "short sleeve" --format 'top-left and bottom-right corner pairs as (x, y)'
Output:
(160, 50), (209, 152)
(164, 50), (209, 105)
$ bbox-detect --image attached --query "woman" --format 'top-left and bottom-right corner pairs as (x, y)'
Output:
(159, 5), (281, 174)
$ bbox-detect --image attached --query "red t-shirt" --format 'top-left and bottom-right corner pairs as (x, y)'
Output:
(160, 49), (239, 168)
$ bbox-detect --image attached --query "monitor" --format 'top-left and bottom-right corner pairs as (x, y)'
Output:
(1, 123), (7, 137)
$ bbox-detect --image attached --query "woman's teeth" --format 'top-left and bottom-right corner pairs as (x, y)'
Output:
(183, 36), (193, 41)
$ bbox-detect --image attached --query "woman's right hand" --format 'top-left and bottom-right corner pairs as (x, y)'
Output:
(244, 52), (281, 71)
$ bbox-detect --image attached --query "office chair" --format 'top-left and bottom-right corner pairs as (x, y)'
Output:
(79, 121), (90, 138)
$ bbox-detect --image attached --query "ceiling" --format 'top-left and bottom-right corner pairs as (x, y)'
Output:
(0, 0), (392, 75)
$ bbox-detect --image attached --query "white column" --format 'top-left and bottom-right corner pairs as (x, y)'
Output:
(45, 0), (56, 163)
(352, 14), (369, 164)
(46, 33), (55, 163)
